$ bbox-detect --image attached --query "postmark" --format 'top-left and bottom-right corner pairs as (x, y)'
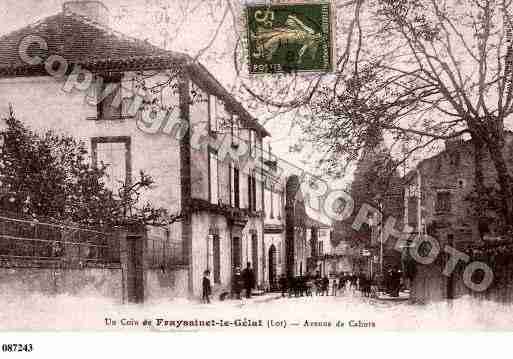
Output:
(245, 2), (334, 74)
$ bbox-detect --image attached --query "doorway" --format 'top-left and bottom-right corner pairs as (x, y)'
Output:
(251, 233), (258, 279)
(268, 244), (277, 290)
(232, 236), (241, 270)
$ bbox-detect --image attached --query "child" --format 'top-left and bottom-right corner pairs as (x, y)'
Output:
(332, 278), (338, 296)
(202, 270), (212, 304)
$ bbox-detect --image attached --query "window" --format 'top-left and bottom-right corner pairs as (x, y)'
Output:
(232, 237), (241, 269)
(229, 163), (233, 207)
(234, 167), (240, 208)
(247, 171), (257, 211)
(278, 192), (283, 219)
(318, 241), (324, 256)
(91, 137), (131, 193)
(251, 233), (258, 276)
(270, 184), (274, 218)
(253, 174), (257, 211)
(97, 74), (122, 120)
(213, 235), (220, 283)
(435, 191), (451, 213)
(218, 107), (231, 135)
(249, 130), (258, 158)
(232, 116), (240, 146)
(248, 174), (252, 211)
(230, 164), (240, 208)
(208, 150), (219, 205)
(208, 95), (218, 135)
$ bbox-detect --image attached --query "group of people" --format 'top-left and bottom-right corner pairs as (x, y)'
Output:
(201, 262), (257, 304)
(231, 262), (256, 299)
(277, 272), (379, 298)
(383, 268), (402, 297)
(202, 266), (405, 303)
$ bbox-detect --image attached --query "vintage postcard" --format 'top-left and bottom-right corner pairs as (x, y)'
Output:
(1, 0), (513, 347)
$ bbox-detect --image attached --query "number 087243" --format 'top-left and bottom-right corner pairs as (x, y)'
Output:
(2, 344), (34, 352)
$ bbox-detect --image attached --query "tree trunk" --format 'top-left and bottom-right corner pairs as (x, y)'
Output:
(473, 137), (486, 216)
(487, 140), (513, 227)
(472, 137), (487, 239)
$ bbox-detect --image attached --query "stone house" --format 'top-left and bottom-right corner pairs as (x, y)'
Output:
(403, 133), (513, 302)
(262, 150), (286, 289)
(403, 134), (513, 249)
(0, 1), (270, 299)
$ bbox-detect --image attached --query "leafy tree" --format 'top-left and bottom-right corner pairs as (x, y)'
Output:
(0, 110), (175, 228)
(334, 138), (403, 246)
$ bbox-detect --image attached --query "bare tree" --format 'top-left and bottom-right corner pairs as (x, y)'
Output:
(235, 0), (513, 230)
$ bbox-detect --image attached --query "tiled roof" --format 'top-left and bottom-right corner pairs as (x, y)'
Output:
(0, 11), (270, 136)
(0, 12), (187, 69)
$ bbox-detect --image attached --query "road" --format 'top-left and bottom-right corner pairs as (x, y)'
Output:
(2, 287), (513, 330)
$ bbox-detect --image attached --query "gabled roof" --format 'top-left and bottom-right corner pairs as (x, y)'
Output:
(0, 11), (270, 136)
(0, 12), (186, 69)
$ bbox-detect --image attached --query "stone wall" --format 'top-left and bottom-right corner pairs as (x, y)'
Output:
(144, 267), (189, 301)
(411, 260), (513, 304)
(0, 265), (122, 302)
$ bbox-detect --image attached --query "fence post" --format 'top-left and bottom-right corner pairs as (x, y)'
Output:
(118, 224), (147, 304)
(115, 228), (129, 304)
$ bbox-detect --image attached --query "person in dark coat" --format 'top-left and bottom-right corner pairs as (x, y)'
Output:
(241, 262), (255, 298)
(202, 270), (212, 304)
(339, 274), (346, 291)
(390, 269), (401, 297)
(279, 274), (288, 297)
(322, 276), (329, 296)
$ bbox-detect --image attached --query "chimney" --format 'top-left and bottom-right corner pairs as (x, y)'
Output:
(63, 1), (109, 27)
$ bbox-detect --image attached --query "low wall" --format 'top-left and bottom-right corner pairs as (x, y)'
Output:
(0, 264), (122, 302)
(410, 262), (448, 303)
(0, 228), (190, 304)
(144, 266), (189, 301)
(411, 260), (513, 304)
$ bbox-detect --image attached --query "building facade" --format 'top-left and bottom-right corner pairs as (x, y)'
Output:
(402, 134), (513, 302)
(262, 151), (286, 290)
(403, 134), (513, 249)
(0, 1), (269, 298)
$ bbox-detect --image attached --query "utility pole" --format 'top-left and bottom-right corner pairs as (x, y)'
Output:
(417, 169), (422, 241)
(373, 194), (384, 276)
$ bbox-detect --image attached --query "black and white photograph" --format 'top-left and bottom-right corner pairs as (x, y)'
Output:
(1, 0), (513, 349)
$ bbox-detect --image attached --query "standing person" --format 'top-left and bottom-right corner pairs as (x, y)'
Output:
(279, 274), (288, 297)
(202, 270), (212, 304)
(322, 276), (329, 296)
(338, 274), (346, 293)
(315, 276), (322, 296)
(241, 262), (255, 298)
(332, 277), (338, 296)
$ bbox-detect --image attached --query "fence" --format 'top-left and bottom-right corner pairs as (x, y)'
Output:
(145, 224), (185, 268)
(0, 215), (118, 267)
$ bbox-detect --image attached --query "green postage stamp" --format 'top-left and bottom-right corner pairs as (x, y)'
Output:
(246, 2), (334, 74)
